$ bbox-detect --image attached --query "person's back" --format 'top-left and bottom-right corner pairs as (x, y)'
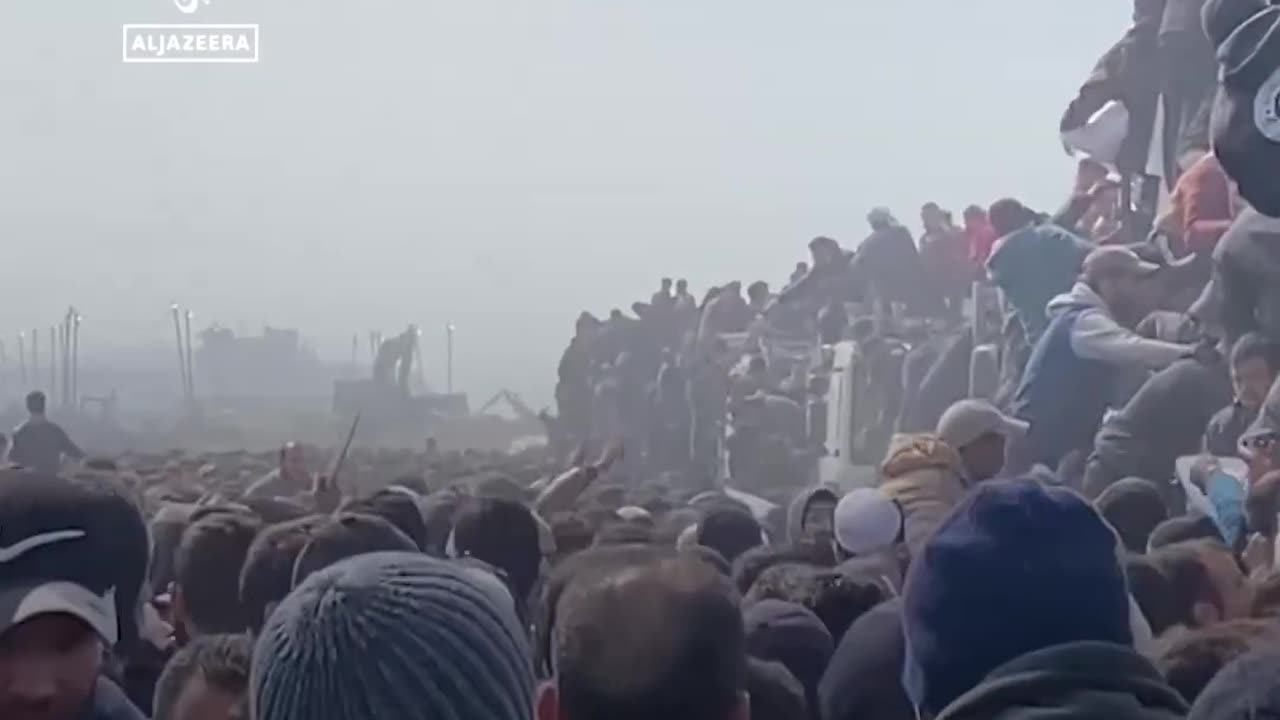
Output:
(877, 434), (967, 555)
(10, 392), (83, 476)
(986, 221), (1093, 340)
(855, 223), (940, 316)
(1212, 208), (1280, 344)
(1086, 358), (1231, 498)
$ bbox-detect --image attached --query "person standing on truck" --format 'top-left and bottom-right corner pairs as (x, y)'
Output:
(10, 391), (84, 476)
(851, 208), (944, 320)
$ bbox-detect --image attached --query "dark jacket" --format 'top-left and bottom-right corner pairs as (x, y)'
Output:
(818, 599), (915, 720)
(1087, 358), (1230, 496)
(936, 642), (1188, 720)
(1212, 209), (1280, 346)
(849, 225), (942, 316)
(1205, 402), (1256, 456)
(83, 677), (147, 720)
(10, 417), (84, 475)
(1060, 1), (1165, 176)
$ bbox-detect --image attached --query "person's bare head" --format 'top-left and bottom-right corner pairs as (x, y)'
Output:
(921, 202), (948, 231)
(541, 551), (747, 720)
(807, 237), (841, 267)
(987, 198), (1035, 237)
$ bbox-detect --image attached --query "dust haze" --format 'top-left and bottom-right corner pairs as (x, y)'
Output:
(0, 0), (1126, 406)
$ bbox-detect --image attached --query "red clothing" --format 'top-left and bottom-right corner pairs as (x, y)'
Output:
(1168, 154), (1233, 255)
(965, 220), (998, 269)
(920, 227), (971, 298)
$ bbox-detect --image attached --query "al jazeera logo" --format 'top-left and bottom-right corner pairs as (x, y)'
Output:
(123, 0), (259, 64)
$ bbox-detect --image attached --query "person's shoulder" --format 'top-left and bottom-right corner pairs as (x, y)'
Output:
(89, 677), (147, 720)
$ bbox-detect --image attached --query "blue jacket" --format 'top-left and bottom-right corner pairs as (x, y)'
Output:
(1010, 304), (1111, 468)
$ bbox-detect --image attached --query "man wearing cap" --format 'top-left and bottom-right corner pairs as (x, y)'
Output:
(0, 472), (150, 720)
(1009, 246), (1201, 473)
(878, 399), (1026, 556)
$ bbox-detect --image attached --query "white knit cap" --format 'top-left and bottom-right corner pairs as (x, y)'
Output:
(834, 488), (903, 556)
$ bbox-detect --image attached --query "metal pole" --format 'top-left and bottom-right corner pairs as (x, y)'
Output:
(31, 328), (38, 384)
(60, 315), (70, 410)
(171, 305), (188, 401)
(17, 333), (26, 387)
(71, 315), (81, 409)
(446, 323), (455, 394)
(49, 326), (56, 405)
(184, 310), (195, 400)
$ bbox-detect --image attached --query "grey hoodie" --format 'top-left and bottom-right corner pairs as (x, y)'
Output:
(786, 486), (839, 544)
(1046, 282), (1193, 372)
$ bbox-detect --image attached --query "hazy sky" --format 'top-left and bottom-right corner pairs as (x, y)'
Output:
(0, 1), (1129, 407)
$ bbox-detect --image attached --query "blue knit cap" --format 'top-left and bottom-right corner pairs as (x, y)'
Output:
(901, 479), (1131, 715)
(251, 551), (535, 720)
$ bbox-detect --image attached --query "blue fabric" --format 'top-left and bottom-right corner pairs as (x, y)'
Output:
(1206, 472), (1246, 547)
(1010, 304), (1112, 469)
(901, 479), (1131, 716)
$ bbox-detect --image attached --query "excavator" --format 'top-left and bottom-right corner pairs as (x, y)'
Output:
(332, 325), (468, 443)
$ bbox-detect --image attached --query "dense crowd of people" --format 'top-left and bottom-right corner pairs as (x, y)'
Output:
(8, 2), (1280, 720)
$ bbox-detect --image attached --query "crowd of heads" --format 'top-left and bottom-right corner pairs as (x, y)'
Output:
(10, 2), (1280, 720)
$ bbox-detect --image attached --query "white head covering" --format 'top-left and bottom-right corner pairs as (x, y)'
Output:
(833, 488), (903, 556)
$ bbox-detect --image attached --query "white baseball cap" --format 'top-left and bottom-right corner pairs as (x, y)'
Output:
(936, 399), (1029, 449)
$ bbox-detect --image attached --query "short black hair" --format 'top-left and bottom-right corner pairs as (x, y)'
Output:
(732, 544), (834, 596)
(1231, 332), (1280, 373)
(697, 508), (763, 564)
(1154, 619), (1280, 703)
(536, 545), (666, 678)
(550, 513), (594, 561)
(290, 512), (418, 587)
(26, 390), (45, 414)
(743, 564), (884, 641)
(238, 515), (323, 633)
(1095, 478), (1168, 554)
(746, 659), (808, 720)
(175, 512), (263, 636)
(1124, 554), (1179, 636)
(554, 553), (746, 720)
(453, 497), (543, 601)
(153, 633), (252, 720)
(1147, 515), (1224, 551)
(340, 489), (428, 549)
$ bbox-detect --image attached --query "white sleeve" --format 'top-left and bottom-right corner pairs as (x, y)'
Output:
(1069, 309), (1193, 370)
